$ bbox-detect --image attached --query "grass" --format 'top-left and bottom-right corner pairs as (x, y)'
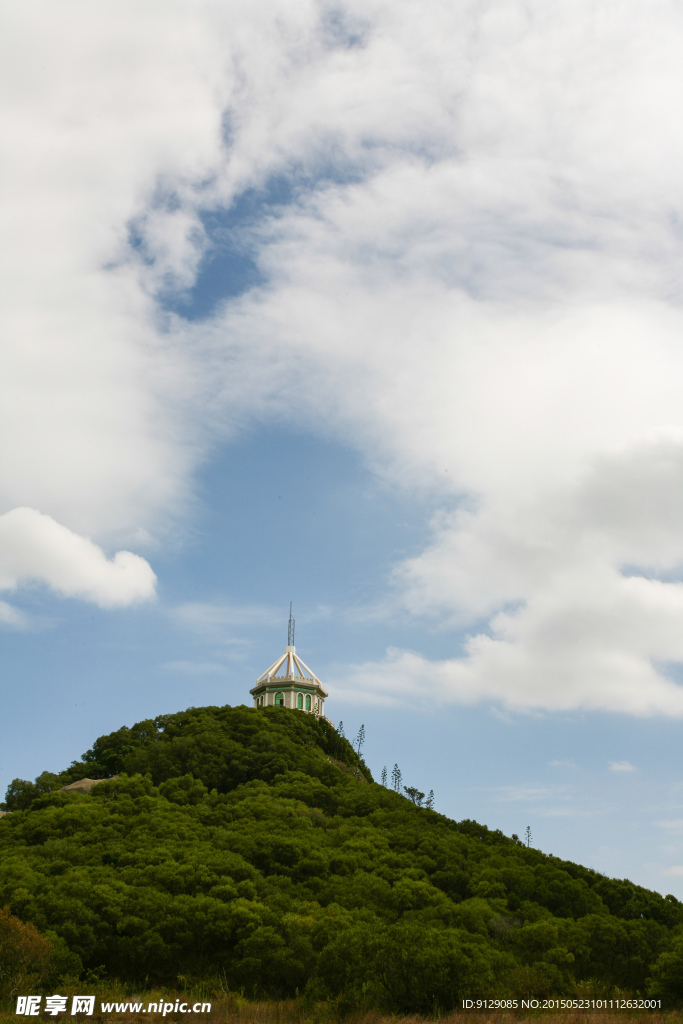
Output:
(0, 995), (680, 1024)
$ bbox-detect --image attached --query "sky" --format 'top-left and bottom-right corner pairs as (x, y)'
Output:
(4, 0), (683, 896)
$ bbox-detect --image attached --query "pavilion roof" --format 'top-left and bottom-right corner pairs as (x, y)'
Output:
(256, 645), (322, 685)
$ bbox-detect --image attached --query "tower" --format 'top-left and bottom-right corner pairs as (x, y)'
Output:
(250, 604), (328, 717)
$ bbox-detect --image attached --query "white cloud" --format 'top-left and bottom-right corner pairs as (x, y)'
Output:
(201, 2), (683, 717)
(332, 626), (683, 715)
(608, 761), (637, 773)
(0, 3), (233, 542)
(0, 508), (156, 608)
(0, 600), (27, 629)
(8, 0), (683, 699)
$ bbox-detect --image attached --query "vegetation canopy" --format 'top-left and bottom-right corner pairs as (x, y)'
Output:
(2, 704), (683, 1011)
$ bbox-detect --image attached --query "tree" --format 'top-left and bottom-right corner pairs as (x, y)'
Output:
(425, 789), (434, 810)
(4, 772), (61, 811)
(648, 934), (683, 1001)
(525, 825), (532, 847)
(403, 786), (425, 806)
(353, 724), (365, 778)
(2, 702), (682, 1006)
(337, 721), (345, 738)
(381, 766), (387, 787)
(0, 907), (52, 998)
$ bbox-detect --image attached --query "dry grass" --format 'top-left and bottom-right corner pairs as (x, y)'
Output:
(340, 1013), (682, 1024)
(1, 996), (680, 1024)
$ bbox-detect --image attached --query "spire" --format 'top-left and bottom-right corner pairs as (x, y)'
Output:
(251, 604), (329, 713)
(254, 606), (321, 685)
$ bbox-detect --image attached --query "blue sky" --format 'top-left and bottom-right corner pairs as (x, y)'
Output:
(5, 0), (683, 898)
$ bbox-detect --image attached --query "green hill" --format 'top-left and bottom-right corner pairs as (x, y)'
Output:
(2, 705), (683, 1011)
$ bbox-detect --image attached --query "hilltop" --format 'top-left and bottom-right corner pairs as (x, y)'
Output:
(1, 705), (683, 1011)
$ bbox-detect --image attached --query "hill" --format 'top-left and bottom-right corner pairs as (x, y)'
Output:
(1, 704), (683, 1011)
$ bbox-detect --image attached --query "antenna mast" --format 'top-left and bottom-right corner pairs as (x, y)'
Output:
(288, 602), (295, 647)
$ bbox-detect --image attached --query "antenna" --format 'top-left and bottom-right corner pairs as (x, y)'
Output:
(288, 602), (295, 647)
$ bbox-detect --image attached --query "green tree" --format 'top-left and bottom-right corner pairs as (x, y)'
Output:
(648, 933), (683, 1002)
(1, 703), (681, 1007)
(392, 764), (402, 792)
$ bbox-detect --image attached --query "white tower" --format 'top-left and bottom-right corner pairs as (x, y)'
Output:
(250, 604), (328, 717)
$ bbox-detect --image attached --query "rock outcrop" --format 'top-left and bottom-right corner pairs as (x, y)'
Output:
(61, 777), (118, 794)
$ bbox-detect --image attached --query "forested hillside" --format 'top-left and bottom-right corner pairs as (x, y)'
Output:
(2, 705), (683, 1010)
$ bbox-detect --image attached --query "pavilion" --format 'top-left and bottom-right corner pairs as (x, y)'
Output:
(250, 606), (328, 717)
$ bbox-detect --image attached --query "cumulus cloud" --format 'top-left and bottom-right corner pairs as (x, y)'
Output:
(0, 3), (233, 539)
(331, 634), (683, 717)
(0, 508), (156, 608)
(608, 761), (637, 773)
(200, 1), (683, 717)
(1, 0), (439, 593)
(9, 0), (683, 702)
